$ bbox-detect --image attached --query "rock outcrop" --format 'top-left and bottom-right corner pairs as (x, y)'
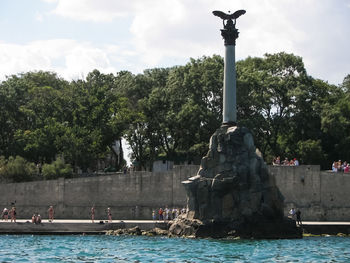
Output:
(169, 125), (302, 239)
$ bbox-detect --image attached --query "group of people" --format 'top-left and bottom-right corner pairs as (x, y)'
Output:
(273, 157), (299, 166)
(31, 213), (42, 224)
(289, 207), (302, 226)
(332, 160), (350, 173)
(2, 205), (187, 223)
(1, 205), (116, 224)
(31, 205), (54, 224)
(90, 206), (112, 223)
(1, 207), (16, 222)
(154, 207), (186, 221)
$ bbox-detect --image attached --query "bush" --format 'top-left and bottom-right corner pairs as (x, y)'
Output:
(0, 156), (7, 179)
(297, 140), (325, 165)
(42, 156), (73, 180)
(0, 156), (36, 182)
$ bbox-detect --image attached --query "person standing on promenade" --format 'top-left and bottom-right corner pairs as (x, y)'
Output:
(91, 206), (95, 223)
(48, 206), (54, 222)
(10, 207), (16, 222)
(1, 208), (8, 221)
(107, 207), (112, 222)
(296, 210), (302, 226)
(158, 208), (163, 220)
(164, 206), (169, 221)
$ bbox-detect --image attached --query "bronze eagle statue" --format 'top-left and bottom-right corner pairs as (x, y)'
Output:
(212, 10), (246, 21)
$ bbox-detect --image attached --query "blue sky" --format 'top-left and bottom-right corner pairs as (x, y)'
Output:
(1, 0), (350, 85)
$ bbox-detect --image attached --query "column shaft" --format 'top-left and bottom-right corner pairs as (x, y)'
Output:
(223, 44), (236, 124)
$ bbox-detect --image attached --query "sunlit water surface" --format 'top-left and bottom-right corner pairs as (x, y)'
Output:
(0, 235), (349, 262)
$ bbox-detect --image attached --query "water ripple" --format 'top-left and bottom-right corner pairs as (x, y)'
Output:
(0, 235), (349, 262)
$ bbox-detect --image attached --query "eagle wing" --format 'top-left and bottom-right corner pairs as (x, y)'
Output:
(212, 10), (231, 20)
(213, 10), (246, 20)
(232, 9), (246, 19)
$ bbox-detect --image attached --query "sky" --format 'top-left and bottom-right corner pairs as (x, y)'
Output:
(1, 0), (350, 86)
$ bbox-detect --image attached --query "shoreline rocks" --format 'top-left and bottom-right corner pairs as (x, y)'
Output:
(105, 226), (168, 237)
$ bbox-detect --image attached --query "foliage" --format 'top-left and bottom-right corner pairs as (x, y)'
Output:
(120, 56), (223, 169)
(42, 156), (73, 180)
(0, 70), (131, 173)
(0, 53), (349, 176)
(296, 140), (325, 165)
(0, 156), (36, 182)
(235, 52), (337, 167)
(320, 79), (350, 164)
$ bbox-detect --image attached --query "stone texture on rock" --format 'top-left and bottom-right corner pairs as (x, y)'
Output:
(171, 125), (301, 239)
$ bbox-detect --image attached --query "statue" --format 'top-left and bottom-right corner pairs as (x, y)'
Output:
(212, 10), (246, 46)
(168, 9), (302, 239)
(213, 10), (246, 28)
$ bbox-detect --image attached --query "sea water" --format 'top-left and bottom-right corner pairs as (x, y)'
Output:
(0, 235), (349, 262)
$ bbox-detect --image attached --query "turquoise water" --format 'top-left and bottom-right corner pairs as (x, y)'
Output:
(0, 235), (349, 262)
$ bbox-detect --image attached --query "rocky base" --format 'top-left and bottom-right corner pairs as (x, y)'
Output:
(168, 216), (302, 239)
(179, 125), (302, 239)
(106, 217), (302, 239)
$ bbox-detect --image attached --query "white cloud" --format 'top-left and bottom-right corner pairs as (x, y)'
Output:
(127, 0), (307, 68)
(0, 39), (129, 81)
(50, 0), (137, 22)
(7, 0), (350, 85)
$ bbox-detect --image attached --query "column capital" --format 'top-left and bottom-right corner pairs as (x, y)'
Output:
(221, 24), (239, 46)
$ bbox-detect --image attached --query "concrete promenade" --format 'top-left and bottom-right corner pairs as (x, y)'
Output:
(0, 220), (350, 235)
(0, 219), (168, 235)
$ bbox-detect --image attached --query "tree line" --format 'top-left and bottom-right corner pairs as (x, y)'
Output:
(0, 52), (349, 181)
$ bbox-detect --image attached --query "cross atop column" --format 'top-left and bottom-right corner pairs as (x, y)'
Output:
(213, 10), (246, 126)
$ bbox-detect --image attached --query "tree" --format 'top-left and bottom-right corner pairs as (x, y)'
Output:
(122, 56), (224, 167)
(58, 70), (131, 171)
(320, 76), (350, 165)
(0, 71), (69, 162)
(236, 52), (334, 164)
(0, 70), (131, 173)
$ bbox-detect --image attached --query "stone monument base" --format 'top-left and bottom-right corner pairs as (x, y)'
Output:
(169, 125), (302, 239)
(169, 215), (302, 239)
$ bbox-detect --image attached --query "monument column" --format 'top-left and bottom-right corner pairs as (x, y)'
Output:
(213, 10), (246, 126)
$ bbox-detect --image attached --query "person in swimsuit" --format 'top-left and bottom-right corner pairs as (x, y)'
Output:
(36, 214), (42, 224)
(48, 206), (54, 222)
(10, 207), (16, 223)
(107, 207), (112, 222)
(2, 208), (8, 221)
(91, 206), (95, 223)
(32, 214), (36, 224)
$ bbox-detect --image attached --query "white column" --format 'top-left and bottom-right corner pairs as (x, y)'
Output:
(223, 44), (236, 124)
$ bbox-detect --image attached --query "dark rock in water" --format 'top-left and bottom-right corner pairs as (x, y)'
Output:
(128, 226), (142, 235)
(170, 126), (302, 239)
(168, 216), (203, 237)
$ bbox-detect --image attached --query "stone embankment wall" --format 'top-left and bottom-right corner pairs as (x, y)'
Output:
(269, 165), (350, 221)
(0, 166), (197, 220)
(0, 165), (349, 221)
